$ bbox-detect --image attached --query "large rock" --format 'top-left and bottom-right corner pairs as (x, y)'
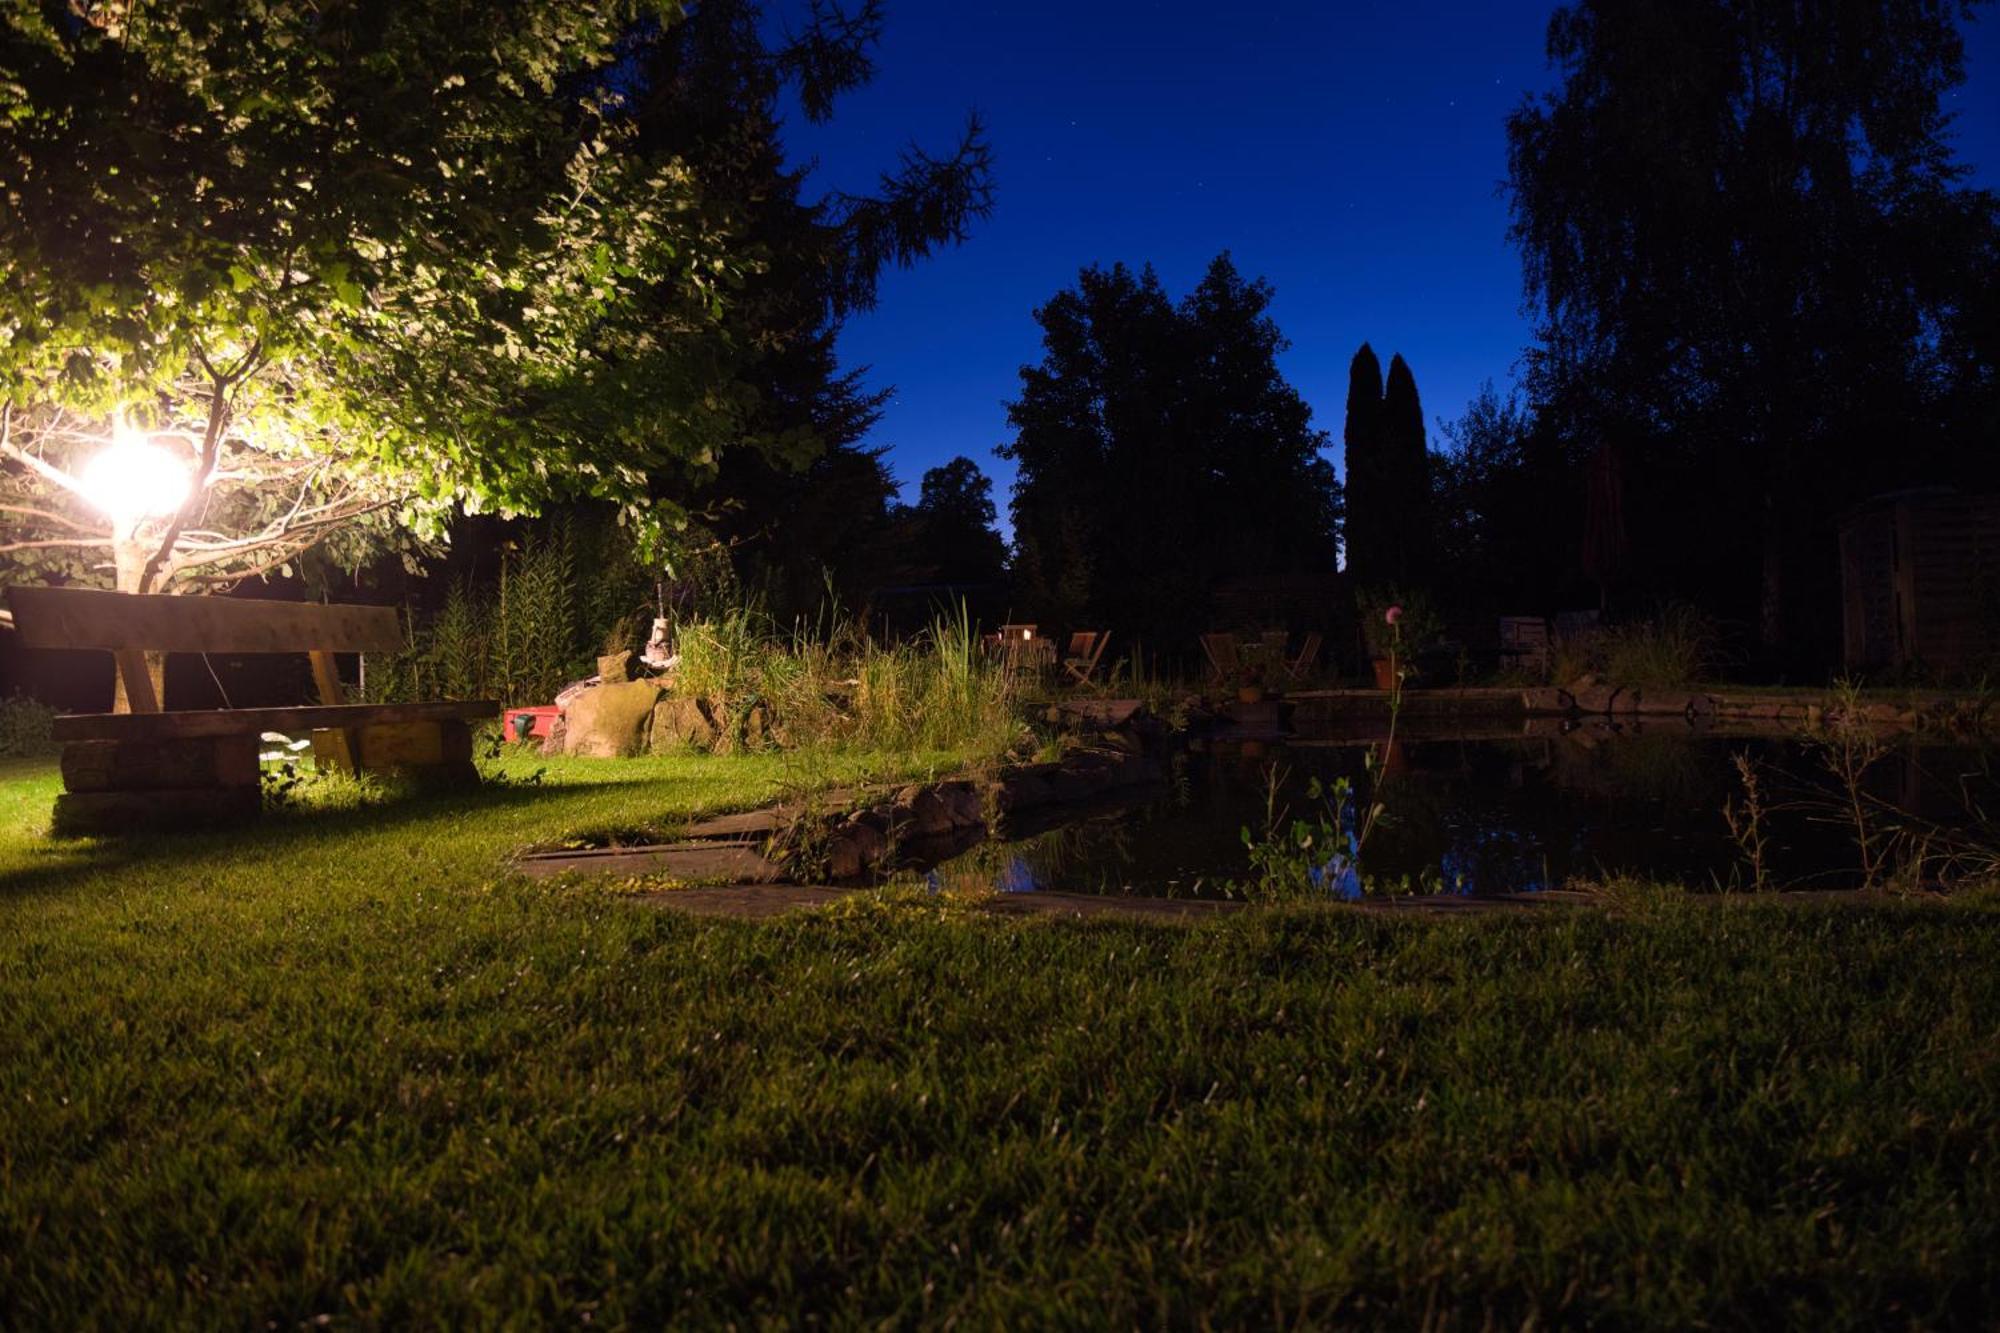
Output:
(650, 696), (716, 754)
(827, 816), (888, 879)
(938, 781), (986, 829)
(890, 784), (956, 838)
(564, 680), (664, 758)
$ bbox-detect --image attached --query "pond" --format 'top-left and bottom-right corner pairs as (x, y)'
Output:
(927, 721), (2000, 899)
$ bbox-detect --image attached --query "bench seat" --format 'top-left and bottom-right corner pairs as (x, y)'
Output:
(51, 699), (497, 743)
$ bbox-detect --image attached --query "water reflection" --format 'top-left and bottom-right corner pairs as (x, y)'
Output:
(927, 722), (1998, 899)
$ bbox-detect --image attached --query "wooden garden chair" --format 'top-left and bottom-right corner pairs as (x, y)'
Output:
(1199, 631), (1240, 682)
(1286, 632), (1323, 680)
(1498, 616), (1551, 674)
(1062, 631), (1110, 686)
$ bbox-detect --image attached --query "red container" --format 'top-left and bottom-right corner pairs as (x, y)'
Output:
(503, 705), (561, 742)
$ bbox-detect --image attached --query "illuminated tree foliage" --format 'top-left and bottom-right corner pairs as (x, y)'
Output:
(0, 0), (749, 595)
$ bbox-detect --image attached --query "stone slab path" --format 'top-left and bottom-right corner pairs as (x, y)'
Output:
(616, 883), (1599, 922)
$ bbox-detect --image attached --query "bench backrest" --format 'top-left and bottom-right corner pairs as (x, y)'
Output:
(5, 586), (402, 653)
(5, 586), (404, 714)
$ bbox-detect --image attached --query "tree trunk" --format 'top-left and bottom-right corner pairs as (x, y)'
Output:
(109, 529), (166, 713)
(1759, 515), (1784, 656)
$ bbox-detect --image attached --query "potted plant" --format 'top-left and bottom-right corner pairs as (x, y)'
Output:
(1358, 587), (1441, 690)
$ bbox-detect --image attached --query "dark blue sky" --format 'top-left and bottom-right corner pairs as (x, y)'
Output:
(787, 2), (2000, 511)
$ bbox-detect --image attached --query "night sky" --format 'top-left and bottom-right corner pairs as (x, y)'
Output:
(787, 1), (2000, 514)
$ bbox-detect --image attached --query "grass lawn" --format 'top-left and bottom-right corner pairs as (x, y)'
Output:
(3, 751), (1998, 1327)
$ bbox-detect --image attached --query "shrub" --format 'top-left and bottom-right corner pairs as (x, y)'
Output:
(665, 601), (1022, 759)
(1549, 605), (1716, 688)
(364, 518), (647, 707)
(1355, 585), (1444, 658)
(0, 693), (57, 758)
(1599, 605), (1716, 687)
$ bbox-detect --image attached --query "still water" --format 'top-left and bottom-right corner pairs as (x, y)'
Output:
(931, 722), (1998, 899)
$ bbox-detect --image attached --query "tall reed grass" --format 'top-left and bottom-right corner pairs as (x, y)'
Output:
(1551, 605), (1717, 688)
(674, 601), (1023, 757)
(364, 521), (639, 707)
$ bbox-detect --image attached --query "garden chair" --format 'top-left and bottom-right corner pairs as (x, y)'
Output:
(1199, 631), (1240, 682)
(1498, 616), (1551, 674)
(998, 624), (1047, 676)
(1286, 632), (1322, 680)
(1062, 631), (1110, 686)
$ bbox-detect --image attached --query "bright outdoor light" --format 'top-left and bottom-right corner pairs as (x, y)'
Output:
(79, 426), (193, 525)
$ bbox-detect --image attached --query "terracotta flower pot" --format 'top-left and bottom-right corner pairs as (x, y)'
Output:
(1371, 656), (1398, 690)
(1237, 684), (1266, 705)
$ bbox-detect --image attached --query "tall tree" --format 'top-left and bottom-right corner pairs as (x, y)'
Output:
(1001, 255), (1341, 651)
(619, 0), (992, 619)
(900, 456), (1007, 588)
(1341, 344), (1387, 584)
(1506, 0), (2000, 661)
(1380, 353), (1435, 588)
(1432, 382), (1575, 617)
(0, 0), (745, 602)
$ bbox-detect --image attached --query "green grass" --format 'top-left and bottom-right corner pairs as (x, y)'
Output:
(3, 754), (1999, 1327)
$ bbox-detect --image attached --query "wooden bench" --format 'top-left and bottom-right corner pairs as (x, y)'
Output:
(5, 586), (497, 835)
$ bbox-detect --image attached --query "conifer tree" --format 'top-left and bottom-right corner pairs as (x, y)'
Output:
(1382, 353), (1435, 587)
(1341, 344), (1387, 584)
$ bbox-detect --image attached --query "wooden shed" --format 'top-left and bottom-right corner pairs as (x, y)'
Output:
(1839, 490), (2000, 674)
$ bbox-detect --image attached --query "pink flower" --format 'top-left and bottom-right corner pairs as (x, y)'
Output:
(1385, 605), (1403, 625)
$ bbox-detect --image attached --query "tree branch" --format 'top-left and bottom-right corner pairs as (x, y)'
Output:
(0, 409), (93, 502)
(0, 536), (116, 553)
(0, 502), (99, 533)
(139, 370), (236, 592)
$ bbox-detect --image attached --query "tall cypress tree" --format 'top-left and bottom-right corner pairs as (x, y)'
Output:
(1382, 353), (1435, 587)
(1341, 344), (1387, 584)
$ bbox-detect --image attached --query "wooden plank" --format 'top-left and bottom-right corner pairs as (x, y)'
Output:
(50, 786), (262, 837)
(309, 727), (360, 775)
(4, 586), (404, 653)
(61, 735), (259, 792)
(112, 648), (161, 713)
(308, 650), (346, 705)
(357, 719), (473, 770)
(52, 699), (497, 742)
(517, 842), (786, 883)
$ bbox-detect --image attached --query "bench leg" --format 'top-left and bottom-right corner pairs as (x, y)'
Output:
(51, 736), (262, 836)
(313, 719), (477, 788)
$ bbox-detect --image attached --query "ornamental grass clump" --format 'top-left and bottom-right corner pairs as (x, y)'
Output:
(1541, 605), (1716, 689)
(671, 601), (1021, 759)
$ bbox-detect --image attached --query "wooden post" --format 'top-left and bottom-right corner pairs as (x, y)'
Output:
(308, 650), (346, 705)
(113, 649), (161, 713)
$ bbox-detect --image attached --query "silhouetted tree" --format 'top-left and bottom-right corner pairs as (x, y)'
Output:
(1381, 353), (1436, 587)
(1341, 344), (1387, 584)
(1001, 255), (1341, 652)
(620, 0), (993, 618)
(898, 456), (1008, 587)
(1428, 383), (1595, 627)
(1507, 0), (2000, 664)
(1344, 345), (1436, 590)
